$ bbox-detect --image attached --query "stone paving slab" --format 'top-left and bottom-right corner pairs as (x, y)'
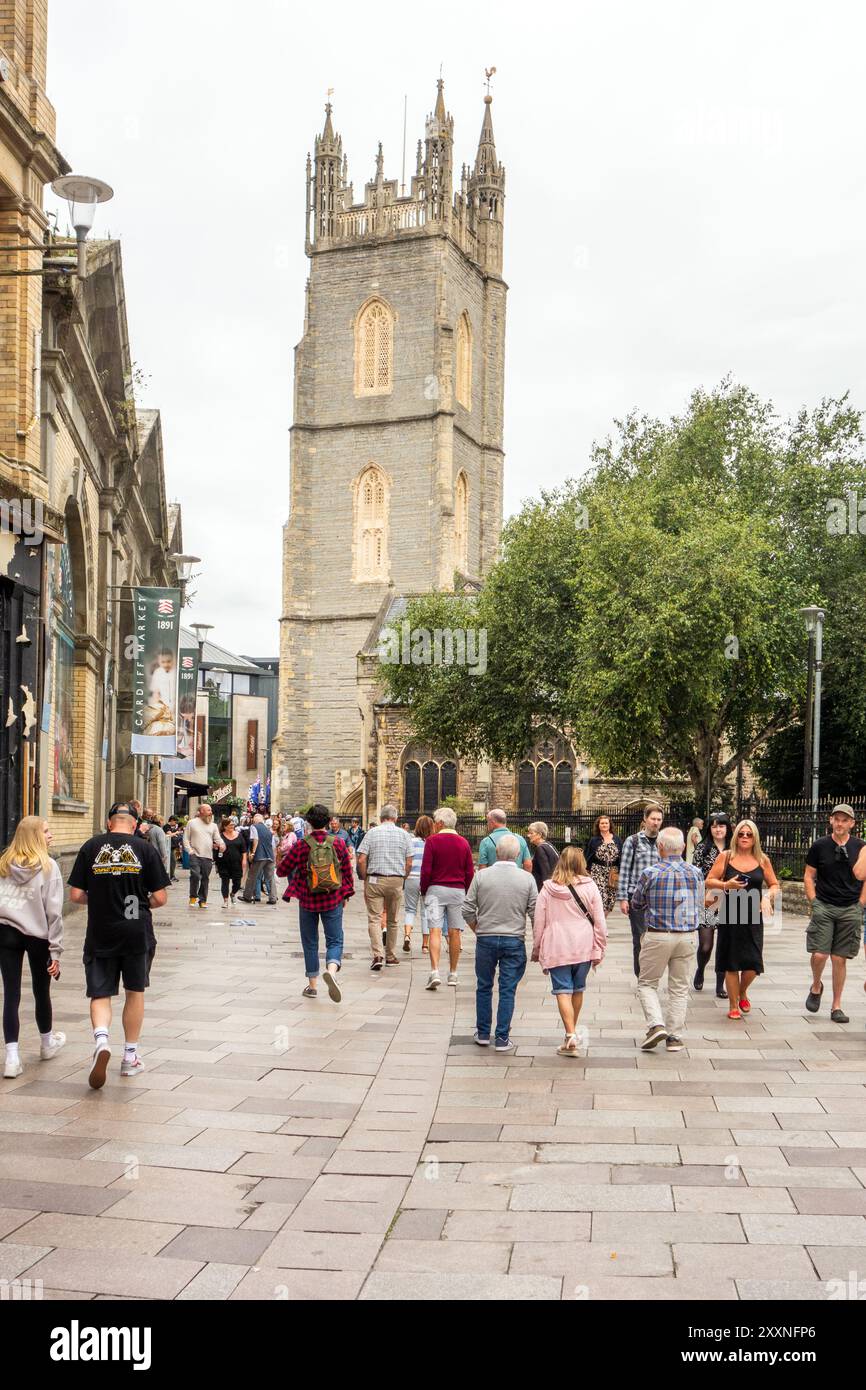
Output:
(2, 889), (863, 1299)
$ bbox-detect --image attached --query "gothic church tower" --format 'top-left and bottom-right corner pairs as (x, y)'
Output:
(275, 81), (507, 808)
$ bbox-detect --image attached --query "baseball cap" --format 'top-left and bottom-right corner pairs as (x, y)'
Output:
(831, 803), (856, 819)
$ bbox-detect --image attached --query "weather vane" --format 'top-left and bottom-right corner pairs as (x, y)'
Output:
(484, 66), (497, 96)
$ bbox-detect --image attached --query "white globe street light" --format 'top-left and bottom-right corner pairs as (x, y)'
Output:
(51, 174), (114, 277)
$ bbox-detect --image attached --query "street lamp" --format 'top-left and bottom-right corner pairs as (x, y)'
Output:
(51, 175), (114, 277)
(171, 554), (201, 583)
(169, 553), (201, 608)
(190, 623), (214, 664)
(799, 605), (825, 832)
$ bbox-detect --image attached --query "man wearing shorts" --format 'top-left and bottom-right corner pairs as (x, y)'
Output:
(804, 804), (866, 1024)
(68, 803), (169, 1088)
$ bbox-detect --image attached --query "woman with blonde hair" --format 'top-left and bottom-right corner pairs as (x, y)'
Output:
(531, 844), (607, 1056)
(0, 817), (65, 1078)
(706, 818), (779, 1020)
(403, 814), (435, 953)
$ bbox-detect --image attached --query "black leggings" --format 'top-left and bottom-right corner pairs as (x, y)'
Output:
(218, 868), (243, 900)
(695, 925), (724, 984)
(0, 929), (53, 1043)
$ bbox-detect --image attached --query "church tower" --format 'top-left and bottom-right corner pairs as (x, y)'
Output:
(275, 80), (507, 809)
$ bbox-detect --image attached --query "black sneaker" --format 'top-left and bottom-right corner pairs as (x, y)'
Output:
(370, 957), (384, 972)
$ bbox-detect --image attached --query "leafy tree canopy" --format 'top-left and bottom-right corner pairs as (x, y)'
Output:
(380, 380), (866, 805)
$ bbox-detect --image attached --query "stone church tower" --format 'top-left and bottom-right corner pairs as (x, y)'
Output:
(275, 81), (507, 810)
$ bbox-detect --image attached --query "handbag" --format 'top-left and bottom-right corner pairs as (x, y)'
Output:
(608, 867), (619, 891)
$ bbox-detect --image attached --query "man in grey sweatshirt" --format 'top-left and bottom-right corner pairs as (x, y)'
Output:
(462, 834), (538, 1053)
(182, 805), (224, 908)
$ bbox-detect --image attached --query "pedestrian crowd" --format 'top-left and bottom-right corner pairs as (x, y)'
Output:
(0, 797), (864, 1087)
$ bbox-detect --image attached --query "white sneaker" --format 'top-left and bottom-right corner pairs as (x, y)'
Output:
(3, 1056), (22, 1079)
(221, 901), (228, 910)
(120, 1053), (145, 1077)
(447, 972), (458, 987)
(426, 971), (441, 991)
(40, 1031), (66, 1061)
(88, 1041), (111, 1090)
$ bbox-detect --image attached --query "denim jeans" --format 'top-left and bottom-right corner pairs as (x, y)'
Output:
(474, 934), (527, 1044)
(298, 904), (344, 978)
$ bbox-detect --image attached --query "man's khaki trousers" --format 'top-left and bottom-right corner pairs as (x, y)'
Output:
(637, 930), (698, 1035)
(364, 875), (404, 959)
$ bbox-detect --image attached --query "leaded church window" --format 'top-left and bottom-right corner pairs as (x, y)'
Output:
(355, 298), (394, 396)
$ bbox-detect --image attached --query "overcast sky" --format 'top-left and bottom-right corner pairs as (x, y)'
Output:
(46, 0), (866, 654)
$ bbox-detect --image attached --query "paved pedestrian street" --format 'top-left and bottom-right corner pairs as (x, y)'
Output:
(1, 884), (865, 1302)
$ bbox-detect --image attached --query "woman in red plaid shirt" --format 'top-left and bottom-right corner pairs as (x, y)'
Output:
(278, 804), (354, 1003)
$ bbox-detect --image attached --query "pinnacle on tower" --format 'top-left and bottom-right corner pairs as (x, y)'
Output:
(474, 94), (499, 180)
(434, 77), (446, 121)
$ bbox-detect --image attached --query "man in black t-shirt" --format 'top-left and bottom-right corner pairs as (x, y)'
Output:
(68, 803), (170, 1089)
(804, 804), (866, 1023)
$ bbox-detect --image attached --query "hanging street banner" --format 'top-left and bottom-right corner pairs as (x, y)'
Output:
(160, 646), (199, 773)
(131, 587), (182, 755)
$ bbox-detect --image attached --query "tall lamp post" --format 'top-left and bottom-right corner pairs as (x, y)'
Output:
(799, 605), (825, 838)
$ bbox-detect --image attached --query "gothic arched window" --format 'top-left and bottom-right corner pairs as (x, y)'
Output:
(454, 471), (469, 573)
(422, 761), (439, 813)
(555, 760), (574, 812)
(401, 746), (460, 815)
(455, 312), (472, 410)
(404, 761), (421, 816)
(355, 297), (394, 396)
(537, 761), (554, 809)
(518, 761), (535, 812)
(354, 464), (389, 582)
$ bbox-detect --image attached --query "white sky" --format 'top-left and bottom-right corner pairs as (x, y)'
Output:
(46, 0), (866, 654)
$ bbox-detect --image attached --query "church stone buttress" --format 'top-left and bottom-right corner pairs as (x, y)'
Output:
(275, 81), (507, 809)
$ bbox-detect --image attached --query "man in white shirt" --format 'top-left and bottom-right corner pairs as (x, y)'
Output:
(182, 804), (224, 909)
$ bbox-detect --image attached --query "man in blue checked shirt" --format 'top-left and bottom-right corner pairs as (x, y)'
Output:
(630, 826), (703, 1054)
(617, 804), (664, 978)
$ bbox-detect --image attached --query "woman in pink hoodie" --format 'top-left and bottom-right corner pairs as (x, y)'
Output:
(531, 845), (607, 1056)
(0, 817), (65, 1079)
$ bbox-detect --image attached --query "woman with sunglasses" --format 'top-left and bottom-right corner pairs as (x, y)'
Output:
(692, 813), (732, 997)
(706, 819), (779, 1019)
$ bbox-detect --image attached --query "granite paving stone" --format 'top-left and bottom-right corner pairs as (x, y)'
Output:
(30, 890), (847, 1299)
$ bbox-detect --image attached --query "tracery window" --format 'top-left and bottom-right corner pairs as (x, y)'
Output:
(455, 312), (472, 409)
(355, 298), (394, 396)
(354, 465), (389, 582)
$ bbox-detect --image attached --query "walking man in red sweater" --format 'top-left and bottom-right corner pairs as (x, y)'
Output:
(420, 807), (475, 990)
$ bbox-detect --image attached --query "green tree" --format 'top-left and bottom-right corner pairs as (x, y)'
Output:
(380, 381), (866, 806)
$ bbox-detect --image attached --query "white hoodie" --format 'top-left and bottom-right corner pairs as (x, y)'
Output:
(0, 860), (64, 960)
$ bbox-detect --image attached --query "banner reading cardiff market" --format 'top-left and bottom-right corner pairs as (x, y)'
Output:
(131, 588), (182, 755)
(160, 647), (199, 773)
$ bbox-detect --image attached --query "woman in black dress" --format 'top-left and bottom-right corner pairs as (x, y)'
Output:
(692, 813), (732, 997)
(585, 816), (622, 914)
(706, 819), (779, 1020)
(216, 816), (247, 909)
